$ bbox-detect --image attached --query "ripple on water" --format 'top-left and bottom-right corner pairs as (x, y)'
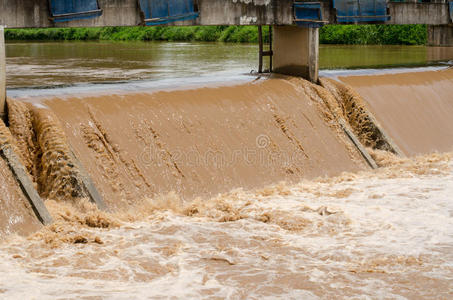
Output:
(0, 153), (451, 299)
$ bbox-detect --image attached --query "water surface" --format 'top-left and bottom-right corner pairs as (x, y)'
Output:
(6, 41), (453, 90)
(2, 41), (453, 299)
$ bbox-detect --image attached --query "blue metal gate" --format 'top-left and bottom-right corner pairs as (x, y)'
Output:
(333, 0), (390, 23)
(293, 2), (326, 28)
(138, 0), (199, 26)
(449, 1), (453, 22)
(49, 0), (102, 22)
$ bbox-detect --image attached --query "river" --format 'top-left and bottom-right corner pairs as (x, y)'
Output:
(6, 41), (453, 89)
(1, 41), (453, 299)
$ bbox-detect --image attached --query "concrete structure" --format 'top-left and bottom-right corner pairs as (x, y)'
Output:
(1, 1), (453, 27)
(0, 26), (5, 122)
(1, 1), (453, 85)
(273, 26), (319, 82)
(428, 25), (453, 46)
(0, 143), (53, 225)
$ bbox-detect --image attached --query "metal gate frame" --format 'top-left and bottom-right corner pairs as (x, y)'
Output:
(293, 2), (327, 28)
(138, 0), (199, 26)
(48, 0), (103, 23)
(333, 0), (390, 23)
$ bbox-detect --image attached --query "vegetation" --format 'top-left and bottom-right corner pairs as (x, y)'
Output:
(320, 24), (427, 45)
(5, 26), (271, 43)
(5, 24), (427, 45)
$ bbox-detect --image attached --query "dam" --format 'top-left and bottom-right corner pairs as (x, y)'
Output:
(3, 0), (453, 85)
(0, 1), (453, 299)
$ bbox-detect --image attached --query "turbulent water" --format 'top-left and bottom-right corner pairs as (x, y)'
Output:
(1, 42), (453, 298)
(0, 152), (452, 299)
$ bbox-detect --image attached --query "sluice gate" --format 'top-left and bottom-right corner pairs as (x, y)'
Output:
(49, 0), (103, 22)
(333, 0), (390, 23)
(138, 0), (199, 25)
(3, 0), (453, 27)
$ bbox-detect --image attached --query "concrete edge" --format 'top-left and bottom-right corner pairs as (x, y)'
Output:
(318, 78), (406, 159)
(366, 113), (406, 158)
(311, 81), (379, 169)
(0, 26), (6, 122)
(337, 118), (378, 170)
(68, 146), (108, 211)
(0, 144), (53, 225)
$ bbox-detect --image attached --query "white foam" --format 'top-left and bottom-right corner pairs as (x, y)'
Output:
(0, 160), (452, 299)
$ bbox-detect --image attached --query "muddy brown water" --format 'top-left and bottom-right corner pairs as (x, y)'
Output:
(6, 41), (453, 89)
(0, 41), (453, 298)
(339, 68), (453, 156)
(36, 76), (369, 209)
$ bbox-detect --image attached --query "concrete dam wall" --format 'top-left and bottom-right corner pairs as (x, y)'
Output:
(339, 68), (453, 156)
(1, 69), (453, 238)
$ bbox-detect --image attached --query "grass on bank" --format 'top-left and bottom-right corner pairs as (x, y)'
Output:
(5, 24), (427, 45)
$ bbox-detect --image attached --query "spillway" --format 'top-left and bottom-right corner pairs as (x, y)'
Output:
(0, 70), (452, 298)
(2, 69), (453, 234)
(21, 76), (369, 210)
(337, 67), (453, 156)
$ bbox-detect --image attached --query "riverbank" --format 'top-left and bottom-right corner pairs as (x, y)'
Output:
(5, 24), (427, 45)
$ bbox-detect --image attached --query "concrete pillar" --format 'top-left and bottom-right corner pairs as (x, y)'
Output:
(428, 25), (453, 47)
(272, 26), (319, 82)
(0, 26), (5, 121)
